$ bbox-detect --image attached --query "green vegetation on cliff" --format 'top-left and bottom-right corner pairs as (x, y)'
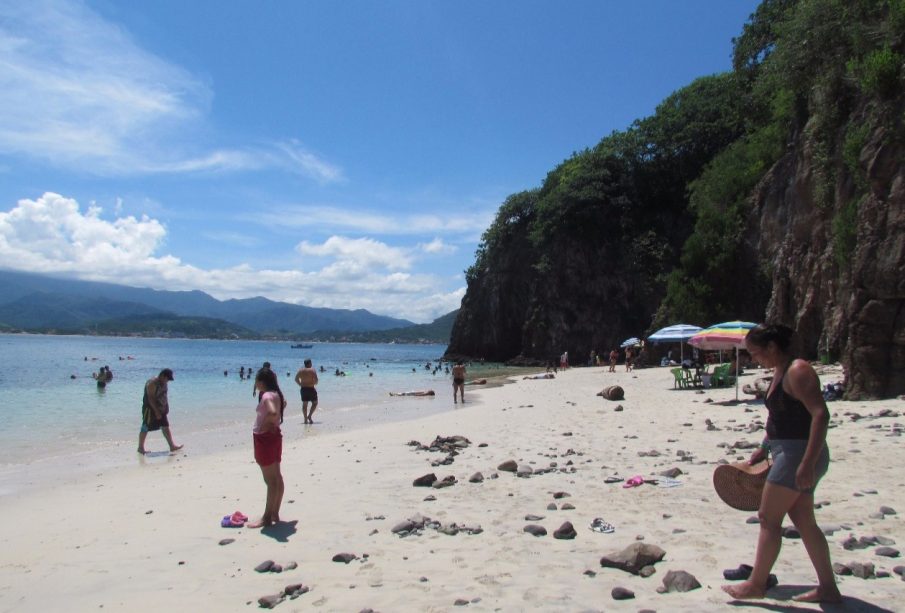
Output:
(450, 0), (905, 375)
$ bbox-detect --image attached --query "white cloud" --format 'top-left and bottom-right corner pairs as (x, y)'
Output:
(297, 236), (412, 270)
(0, 1), (340, 181)
(419, 237), (457, 254)
(0, 193), (459, 321)
(254, 204), (494, 237)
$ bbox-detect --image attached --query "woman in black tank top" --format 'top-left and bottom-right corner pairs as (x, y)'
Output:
(722, 324), (841, 604)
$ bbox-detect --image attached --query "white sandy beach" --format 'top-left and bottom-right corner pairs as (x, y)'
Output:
(1, 365), (903, 612)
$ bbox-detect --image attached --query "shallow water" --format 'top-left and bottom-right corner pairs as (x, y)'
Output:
(0, 334), (460, 467)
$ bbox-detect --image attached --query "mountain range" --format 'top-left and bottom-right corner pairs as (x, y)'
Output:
(0, 270), (431, 338)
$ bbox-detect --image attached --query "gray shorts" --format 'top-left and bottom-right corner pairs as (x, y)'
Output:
(767, 439), (829, 494)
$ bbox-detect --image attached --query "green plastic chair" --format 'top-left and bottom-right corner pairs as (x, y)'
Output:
(670, 368), (687, 389)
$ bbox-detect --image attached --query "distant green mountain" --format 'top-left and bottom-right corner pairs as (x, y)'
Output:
(295, 310), (458, 344)
(0, 270), (414, 334)
(92, 314), (257, 339)
(0, 291), (166, 329)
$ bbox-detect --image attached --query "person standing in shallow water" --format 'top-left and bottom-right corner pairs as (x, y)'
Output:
(722, 324), (841, 604)
(137, 368), (183, 454)
(294, 358), (319, 424)
(451, 361), (466, 404)
(247, 368), (287, 529)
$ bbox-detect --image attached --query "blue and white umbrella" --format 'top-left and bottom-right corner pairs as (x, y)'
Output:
(620, 337), (641, 348)
(647, 323), (703, 362)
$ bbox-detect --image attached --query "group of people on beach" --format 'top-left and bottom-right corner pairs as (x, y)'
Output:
(133, 328), (843, 603)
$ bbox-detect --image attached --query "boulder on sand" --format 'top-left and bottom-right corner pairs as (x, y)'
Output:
(599, 542), (666, 575)
(596, 386), (625, 401)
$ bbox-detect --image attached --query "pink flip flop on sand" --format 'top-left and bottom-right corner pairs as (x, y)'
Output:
(622, 475), (644, 488)
(226, 511), (248, 527)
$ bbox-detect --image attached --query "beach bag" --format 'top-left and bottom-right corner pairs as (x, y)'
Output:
(712, 460), (771, 512)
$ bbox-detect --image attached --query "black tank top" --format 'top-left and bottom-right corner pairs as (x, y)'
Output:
(765, 370), (812, 440)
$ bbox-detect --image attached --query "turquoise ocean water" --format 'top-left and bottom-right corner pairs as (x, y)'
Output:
(0, 334), (460, 490)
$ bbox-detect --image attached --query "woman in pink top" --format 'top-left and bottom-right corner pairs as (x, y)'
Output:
(247, 368), (287, 529)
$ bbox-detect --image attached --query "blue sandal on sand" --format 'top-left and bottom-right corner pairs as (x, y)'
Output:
(589, 518), (615, 533)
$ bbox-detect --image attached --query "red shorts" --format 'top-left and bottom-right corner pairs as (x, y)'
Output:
(253, 431), (282, 467)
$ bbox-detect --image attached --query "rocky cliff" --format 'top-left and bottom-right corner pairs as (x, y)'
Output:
(447, 1), (904, 397)
(752, 109), (904, 399)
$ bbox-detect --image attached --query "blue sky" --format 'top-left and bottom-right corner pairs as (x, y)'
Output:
(0, 0), (760, 322)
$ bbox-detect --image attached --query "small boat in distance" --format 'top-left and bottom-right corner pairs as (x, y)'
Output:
(291, 343), (314, 349)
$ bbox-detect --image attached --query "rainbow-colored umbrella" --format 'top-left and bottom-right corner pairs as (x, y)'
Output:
(688, 321), (758, 399)
(687, 321), (757, 351)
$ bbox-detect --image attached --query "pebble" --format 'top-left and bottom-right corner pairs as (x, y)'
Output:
(658, 569), (701, 592)
(524, 525), (547, 537)
(525, 514), (544, 521)
(782, 526), (801, 539)
(412, 473), (437, 487)
(553, 522), (577, 540)
(850, 561), (875, 579)
(498, 460), (518, 472)
(611, 587), (635, 600)
(258, 594), (284, 609)
(255, 560), (275, 573)
(332, 553), (357, 564)
(833, 562), (852, 575)
(453, 598), (469, 606)
(284, 584), (308, 597)
(468, 472), (484, 483)
(423, 495), (436, 501)
(218, 538), (235, 546)
(876, 546), (900, 558)
(547, 503), (557, 511)
(561, 503), (576, 510)
(880, 506), (897, 515)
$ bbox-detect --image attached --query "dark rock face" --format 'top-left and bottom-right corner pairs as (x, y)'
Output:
(752, 117), (905, 399)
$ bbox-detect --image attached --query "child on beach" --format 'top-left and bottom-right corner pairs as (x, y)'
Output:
(247, 368), (287, 529)
(722, 324), (841, 604)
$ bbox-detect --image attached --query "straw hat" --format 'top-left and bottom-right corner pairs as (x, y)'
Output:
(712, 460), (770, 511)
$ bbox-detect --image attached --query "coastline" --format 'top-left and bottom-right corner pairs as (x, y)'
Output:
(1, 365), (902, 611)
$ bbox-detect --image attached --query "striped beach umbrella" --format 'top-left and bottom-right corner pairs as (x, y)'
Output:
(687, 321), (757, 351)
(620, 337), (641, 348)
(688, 321), (758, 400)
(648, 324), (703, 362)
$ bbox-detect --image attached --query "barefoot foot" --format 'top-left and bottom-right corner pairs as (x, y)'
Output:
(792, 587), (843, 604)
(722, 581), (765, 600)
(246, 517), (272, 529)
(169, 444), (184, 452)
(137, 448), (146, 454)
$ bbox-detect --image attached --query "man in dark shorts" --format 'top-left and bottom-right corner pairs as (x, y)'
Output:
(138, 368), (183, 454)
(451, 360), (466, 404)
(294, 359), (319, 424)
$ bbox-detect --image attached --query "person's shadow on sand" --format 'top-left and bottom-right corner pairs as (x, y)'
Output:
(261, 520), (298, 542)
(728, 586), (894, 613)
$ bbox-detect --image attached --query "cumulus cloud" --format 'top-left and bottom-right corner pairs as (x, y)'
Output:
(297, 236), (413, 270)
(0, 1), (340, 181)
(0, 193), (460, 321)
